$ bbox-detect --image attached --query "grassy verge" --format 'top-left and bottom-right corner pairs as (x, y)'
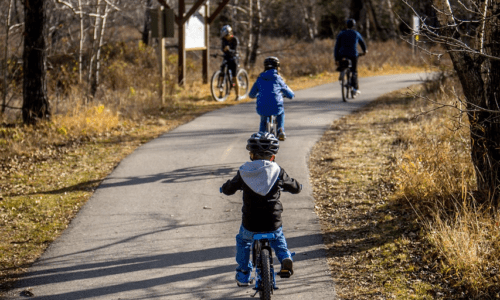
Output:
(309, 75), (500, 299)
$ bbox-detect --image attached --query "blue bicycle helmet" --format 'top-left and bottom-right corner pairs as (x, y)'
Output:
(346, 19), (356, 29)
(246, 132), (279, 156)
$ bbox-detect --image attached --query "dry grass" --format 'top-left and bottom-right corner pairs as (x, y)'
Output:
(390, 76), (500, 298)
(310, 73), (500, 299)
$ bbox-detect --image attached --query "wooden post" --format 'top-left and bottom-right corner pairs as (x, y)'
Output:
(178, 0), (186, 86)
(202, 1), (209, 84)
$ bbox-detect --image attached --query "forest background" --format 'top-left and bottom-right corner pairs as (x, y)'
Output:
(1, 0), (499, 299)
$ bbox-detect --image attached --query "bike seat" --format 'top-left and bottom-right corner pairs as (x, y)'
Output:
(253, 233), (276, 240)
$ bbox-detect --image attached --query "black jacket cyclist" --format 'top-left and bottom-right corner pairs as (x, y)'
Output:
(220, 25), (240, 98)
(334, 19), (367, 95)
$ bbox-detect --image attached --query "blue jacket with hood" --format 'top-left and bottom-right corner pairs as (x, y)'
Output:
(248, 69), (294, 116)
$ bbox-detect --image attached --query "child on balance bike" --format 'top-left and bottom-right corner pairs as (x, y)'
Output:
(248, 57), (294, 141)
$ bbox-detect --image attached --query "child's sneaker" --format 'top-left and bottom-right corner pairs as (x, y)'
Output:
(235, 272), (253, 287)
(278, 128), (286, 141)
(278, 258), (293, 278)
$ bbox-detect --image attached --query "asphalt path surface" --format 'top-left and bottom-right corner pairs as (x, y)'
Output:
(5, 73), (433, 300)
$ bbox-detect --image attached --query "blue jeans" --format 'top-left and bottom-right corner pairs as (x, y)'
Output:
(259, 113), (285, 133)
(235, 225), (291, 282)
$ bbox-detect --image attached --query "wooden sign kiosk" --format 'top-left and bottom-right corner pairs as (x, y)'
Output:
(157, 0), (231, 86)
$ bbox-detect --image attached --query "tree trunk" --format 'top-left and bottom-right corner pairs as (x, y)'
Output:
(142, 0), (153, 46)
(249, 0), (261, 67)
(22, 0), (51, 125)
(2, 0), (14, 114)
(365, 0), (388, 41)
(78, 0), (84, 83)
(299, 1), (316, 42)
(244, 0), (253, 67)
(385, 0), (398, 39)
(433, 0), (500, 205)
(88, 0), (103, 99)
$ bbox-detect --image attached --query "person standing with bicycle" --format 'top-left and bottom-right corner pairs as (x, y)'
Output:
(334, 19), (367, 96)
(221, 132), (301, 287)
(248, 56), (294, 141)
(220, 25), (241, 100)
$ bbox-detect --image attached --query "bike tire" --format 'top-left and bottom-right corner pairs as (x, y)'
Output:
(266, 116), (277, 136)
(236, 69), (249, 100)
(210, 70), (230, 102)
(259, 248), (273, 300)
(341, 70), (349, 102)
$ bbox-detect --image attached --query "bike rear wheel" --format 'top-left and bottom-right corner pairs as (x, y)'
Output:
(259, 248), (273, 300)
(341, 69), (351, 102)
(210, 70), (230, 102)
(266, 116), (277, 136)
(235, 69), (249, 100)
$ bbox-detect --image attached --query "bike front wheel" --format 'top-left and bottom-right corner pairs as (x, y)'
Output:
(259, 248), (273, 300)
(210, 70), (230, 102)
(341, 69), (351, 102)
(235, 69), (249, 100)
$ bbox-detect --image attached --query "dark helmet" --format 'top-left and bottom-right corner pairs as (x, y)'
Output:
(220, 25), (232, 38)
(246, 132), (279, 156)
(346, 19), (356, 29)
(264, 56), (280, 70)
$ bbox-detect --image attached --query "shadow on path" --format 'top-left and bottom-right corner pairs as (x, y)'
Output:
(14, 233), (327, 299)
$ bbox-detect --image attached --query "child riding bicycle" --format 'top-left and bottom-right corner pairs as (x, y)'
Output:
(220, 132), (302, 286)
(248, 56), (294, 141)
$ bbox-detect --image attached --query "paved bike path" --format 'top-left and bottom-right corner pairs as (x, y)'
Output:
(5, 73), (432, 300)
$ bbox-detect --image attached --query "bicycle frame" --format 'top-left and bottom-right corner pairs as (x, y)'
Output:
(219, 60), (234, 87)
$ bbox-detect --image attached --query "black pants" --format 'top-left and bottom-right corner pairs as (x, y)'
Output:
(347, 56), (359, 89)
(340, 56), (359, 89)
(222, 58), (238, 84)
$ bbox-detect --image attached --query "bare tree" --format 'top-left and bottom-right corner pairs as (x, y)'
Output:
(142, 0), (153, 45)
(2, 0), (14, 114)
(22, 0), (51, 124)
(408, 0), (500, 206)
(248, 0), (261, 67)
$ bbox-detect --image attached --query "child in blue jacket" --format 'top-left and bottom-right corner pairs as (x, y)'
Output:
(248, 56), (294, 141)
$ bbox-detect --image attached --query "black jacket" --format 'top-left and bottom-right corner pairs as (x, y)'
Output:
(221, 36), (239, 61)
(221, 163), (301, 232)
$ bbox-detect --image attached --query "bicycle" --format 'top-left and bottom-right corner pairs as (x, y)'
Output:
(250, 233), (293, 300)
(210, 53), (249, 102)
(338, 58), (353, 102)
(337, 53), (365, 102)
(218, 185), (301, 300)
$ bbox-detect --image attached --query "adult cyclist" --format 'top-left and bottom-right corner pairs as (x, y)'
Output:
(220, 25), (240, 100)
(333, 19), (367, 96)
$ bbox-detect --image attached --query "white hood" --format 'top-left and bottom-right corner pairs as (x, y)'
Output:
(239, 160), (280, 196)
